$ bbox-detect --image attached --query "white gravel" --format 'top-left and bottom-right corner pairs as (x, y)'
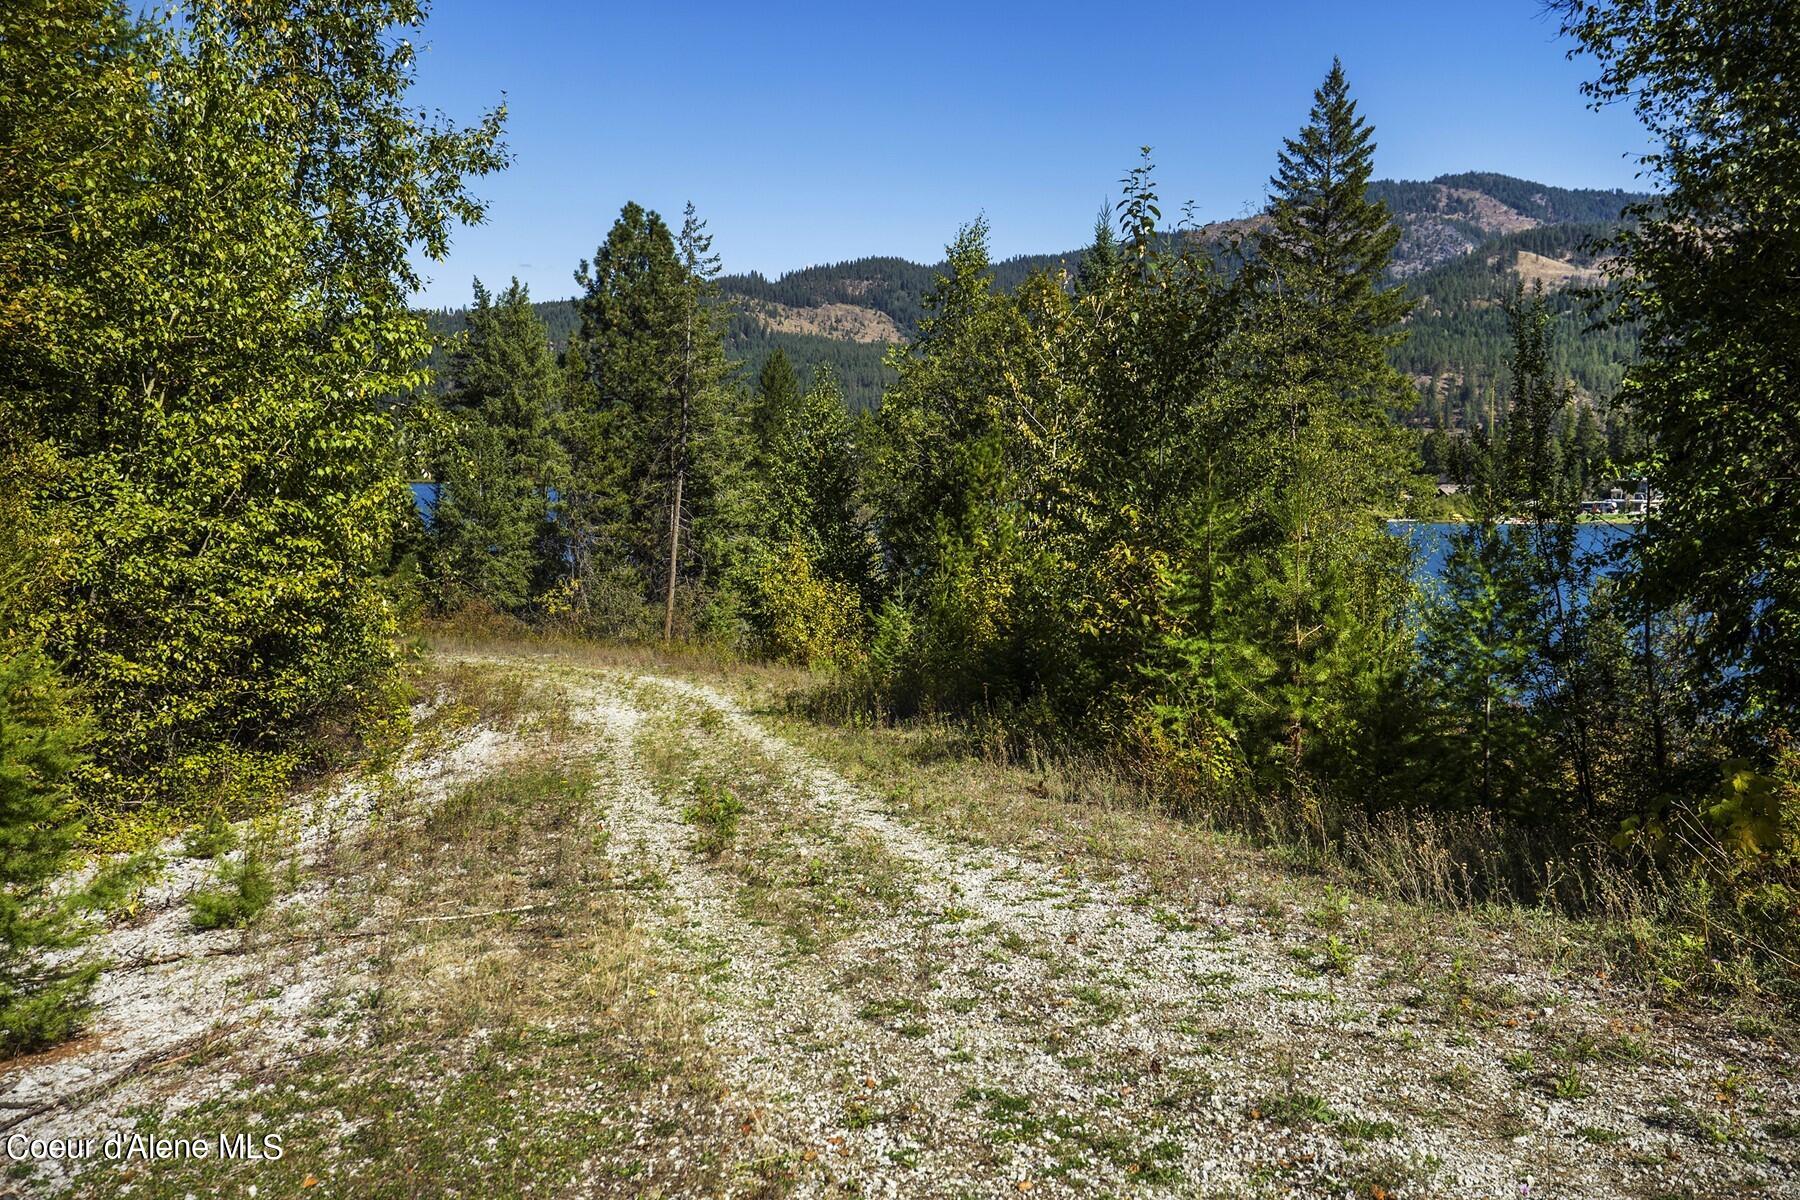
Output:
(570, 664), (1800, 1199)
(9, 649), (1794, 1200)
(0, 723), (518, 1193)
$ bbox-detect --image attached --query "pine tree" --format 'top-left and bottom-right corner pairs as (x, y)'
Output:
(869, 220), (1010, 588)
(752, 347), (801, 447)
(553, 336), (633, 627)
(1497, 282), (1572, 516)
(1236, 60), (1418, 799)
(738, 366), (872, 664)
(567, 202), (738, 638)
(1419, 286), (1620, 819)
(428, 278), (563, 612)
(570, 204), (686, 609)
(780, 369), (872, 593)
(1504, 286), (1608, 811)
(1416, 525), (1552, 814)
(1255, 57), (1413, 406)
(1075, 202), (1119, 294)
(665, 203), (732, 641)
(0, 643), (100, 1054)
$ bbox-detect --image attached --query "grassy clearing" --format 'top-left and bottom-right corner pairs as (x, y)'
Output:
(423, 621), (810, 710)
(408, 654), (579, 749)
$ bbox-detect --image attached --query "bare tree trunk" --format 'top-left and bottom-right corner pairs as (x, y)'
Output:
(662, 465), (682, 642)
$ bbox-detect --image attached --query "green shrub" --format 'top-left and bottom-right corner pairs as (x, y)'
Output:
(1, 0), (498, 838)
(182, 809), (240, 860)
(747, 542), (864, 668)
(190, 851), (276, 931)
(682, 777), (746, 857)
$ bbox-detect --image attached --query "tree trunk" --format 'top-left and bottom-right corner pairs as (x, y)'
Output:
(662, 466), (682, 643)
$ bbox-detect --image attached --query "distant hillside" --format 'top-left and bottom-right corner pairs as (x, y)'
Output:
(707, 171), (1649, 414)
(422, 172), (1651, 418)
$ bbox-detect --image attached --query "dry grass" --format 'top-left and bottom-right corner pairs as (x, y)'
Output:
(423, 620), (812, 705)
(746, 693), (1797, 1036)
(744, 297), (906, 343)
(1513, 249), (1606, 289)
(632, 693), (920, 953)
(69, 663), (737, 1200)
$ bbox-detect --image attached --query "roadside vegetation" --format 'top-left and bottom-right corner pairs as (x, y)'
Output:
(0, 645), (1787, 1198)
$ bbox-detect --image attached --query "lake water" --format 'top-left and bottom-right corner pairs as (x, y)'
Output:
(1396, 521), (1636, 585)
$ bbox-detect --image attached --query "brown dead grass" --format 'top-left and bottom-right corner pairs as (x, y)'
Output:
(1441, 186), (1540, 235)
(424, 624), (814, 712)
(1513, 250), (1606, 290)
(746, 298), (906, 343)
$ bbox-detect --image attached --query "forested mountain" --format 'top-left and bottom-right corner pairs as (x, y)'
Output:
(1396, 221), (1638, 427)
(424, 172), (1648, 415)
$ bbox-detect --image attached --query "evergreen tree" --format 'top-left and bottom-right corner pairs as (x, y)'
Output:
(427, 278), (563, 612)
(1503, 287), (1609, 811)
(752, 347), (801, 446)
(1075, 201), (1119, 294)
(665, 203), (735, 641)
(0, 451), (104, 1053)
(1416, 525), (1552, 814)
(869, 220), (1011, 590)
(553, 336), (636, 628)
(567, 202), (739, 638)
(737, 366), (873, 663)
(1235, 60), (1418, 797)
(1496, 283), (1573, 515)
(0, 643), (100, 1054)
(1419, 286), (1621, 819)
(1255, 58), (1413, 402)
(775, 369), (872, 592)
(570, 204), (686, 610)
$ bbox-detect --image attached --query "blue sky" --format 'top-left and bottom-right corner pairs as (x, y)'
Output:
(406, 0), (1650, 309)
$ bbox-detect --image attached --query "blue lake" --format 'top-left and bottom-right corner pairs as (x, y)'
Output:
(1396, 521), (1636, 584)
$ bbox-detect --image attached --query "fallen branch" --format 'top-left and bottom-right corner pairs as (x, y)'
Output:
(406, 902), (553, 924)
(0, 1027), (238, 1134)
(108, 928), (384, 974)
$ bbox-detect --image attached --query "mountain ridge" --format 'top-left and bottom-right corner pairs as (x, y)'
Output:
(423, 171), (1649, 421)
